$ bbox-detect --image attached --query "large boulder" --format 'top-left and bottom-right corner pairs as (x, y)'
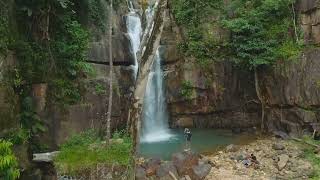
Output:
(135, 166), (147, 180)
(145, 158), (162, 177)
(190, 163), (212, 180)
(277, 154), (289, 170)
(156, 162), (179, 178)
(172, 151), (199, 176)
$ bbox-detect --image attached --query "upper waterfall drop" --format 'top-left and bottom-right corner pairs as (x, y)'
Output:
(140, 50), (174, 143)
(126, 1), (142, 79)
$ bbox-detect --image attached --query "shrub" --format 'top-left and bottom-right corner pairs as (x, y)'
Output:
(54, 129), (133, 175)
(0, 140), (20, 180)
(180, 80), (193, 100)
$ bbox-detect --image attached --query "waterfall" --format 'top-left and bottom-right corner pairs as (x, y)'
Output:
(140, 50), (174, 143)
(126, 1), (142, 79)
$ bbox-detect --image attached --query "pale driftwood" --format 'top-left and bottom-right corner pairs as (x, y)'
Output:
(33, 151), (60, 162)
(292, 137), (320, 148)
(168, 171), (178, 180)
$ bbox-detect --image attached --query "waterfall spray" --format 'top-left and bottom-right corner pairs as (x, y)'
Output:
(126, 1), (142, 79)
(140, 50), (174, 143)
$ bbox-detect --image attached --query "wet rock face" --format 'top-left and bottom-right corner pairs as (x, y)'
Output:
(260, 49), (320, 135)
(172, 151), (199, 175)
(299, 0), (320, 44)
(87, 0), (134, 65)
(160, 5), (260, 129)
(49, 65), (134, 145)
(40, 0), (136, 146)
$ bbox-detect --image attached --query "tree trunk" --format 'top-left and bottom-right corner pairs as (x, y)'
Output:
(291, 3), (299, 42)
(106, 0), (113, 142)
(254, 68), (265, 131)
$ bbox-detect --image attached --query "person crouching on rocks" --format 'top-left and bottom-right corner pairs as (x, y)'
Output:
(184, 128), (192, 151)
(242, 153), (260, 169)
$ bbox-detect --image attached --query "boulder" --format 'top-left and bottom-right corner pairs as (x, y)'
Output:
(172, 151), (199, 176)
(184, 175), (192, 180)
(272, 143), (285, 151)
(191, 163), (212, 180)
(277, 154), (289, 170)
(273, 131), (290, 140)
(145, 158), (161, 177)
(156, 162), (178, 178)
(135, 166), (147, 180)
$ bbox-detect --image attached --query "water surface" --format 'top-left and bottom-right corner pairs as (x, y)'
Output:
(138, 129), (252, 160)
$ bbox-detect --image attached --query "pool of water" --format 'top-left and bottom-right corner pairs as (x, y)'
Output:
(138, 129), (253, 160)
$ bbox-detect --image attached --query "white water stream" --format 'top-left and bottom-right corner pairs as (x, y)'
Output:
(126, 1), (142, 79)
(140, 50), (174, 143)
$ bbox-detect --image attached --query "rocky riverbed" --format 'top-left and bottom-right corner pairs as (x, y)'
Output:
(206, 137), (314, 180)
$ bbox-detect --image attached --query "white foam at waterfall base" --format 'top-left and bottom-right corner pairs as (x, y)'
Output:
(126, 6), (142, 79)
(140, 50), (175, 143)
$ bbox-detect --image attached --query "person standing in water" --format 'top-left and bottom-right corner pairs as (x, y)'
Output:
(184, 128), (192, 151)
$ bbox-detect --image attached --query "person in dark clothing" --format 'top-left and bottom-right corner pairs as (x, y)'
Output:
(184, 128), (192, 151)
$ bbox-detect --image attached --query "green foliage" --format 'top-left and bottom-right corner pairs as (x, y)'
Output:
(88, 0), (106, 32)
(0, 1), (10, 55)
(172, 0), (225, 66)
(94, 83), (106, 95)
(0, 0), (91, 152)
(54, 129), (133, 175)
(180, 80), (193, 100)
(300, 136), (320, 179)
(14, 0), (90, 106)
(221, 0), (303, 69)
(0, 140), (20, 180)
(171, 0), (303, 70)
(6, 129), (30, 145)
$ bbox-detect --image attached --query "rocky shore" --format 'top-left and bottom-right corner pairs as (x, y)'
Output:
(206, 137), (313, 180)
(135, 135), (317, 180)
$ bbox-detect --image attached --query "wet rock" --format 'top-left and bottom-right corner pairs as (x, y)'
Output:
(135, 166), (147, 180)
(156, 162), (178, 178)
(277, 154), (289, 170)
(191, 163), (212, 180)
(272, 143), (285, 150)
(159, 174), (174, 180)
(226, 144), (238, 152)
(172, 151), (199, 176)
(232, 128), (242, 134)
(273, 131), (290, 140)
(146, 158), (161, 177)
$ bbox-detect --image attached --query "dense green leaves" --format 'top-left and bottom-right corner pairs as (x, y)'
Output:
(0, 140), (20, 180)
(0, 1), (10, 55)
(222, 0), (303, 69)
(171, 0), (303, 69)
(14, 0), (90, 107)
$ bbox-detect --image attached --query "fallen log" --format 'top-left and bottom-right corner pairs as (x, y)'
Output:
(33, 151), (60, 162)
(291, 137), (320, 148)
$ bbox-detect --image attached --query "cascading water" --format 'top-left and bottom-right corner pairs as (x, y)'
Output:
(140, 50), (174, 143)
(126, 1), (142, 79)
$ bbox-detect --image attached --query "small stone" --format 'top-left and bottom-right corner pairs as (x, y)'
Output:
(226, 144), (238, 152)
(277, 154), (289, 170)
(185, 175), (192, 180)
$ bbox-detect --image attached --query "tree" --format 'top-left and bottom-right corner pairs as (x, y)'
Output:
(0, 140), (20, 180)
(106, 0), (113, 142)
(221, 0), (302, 131)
